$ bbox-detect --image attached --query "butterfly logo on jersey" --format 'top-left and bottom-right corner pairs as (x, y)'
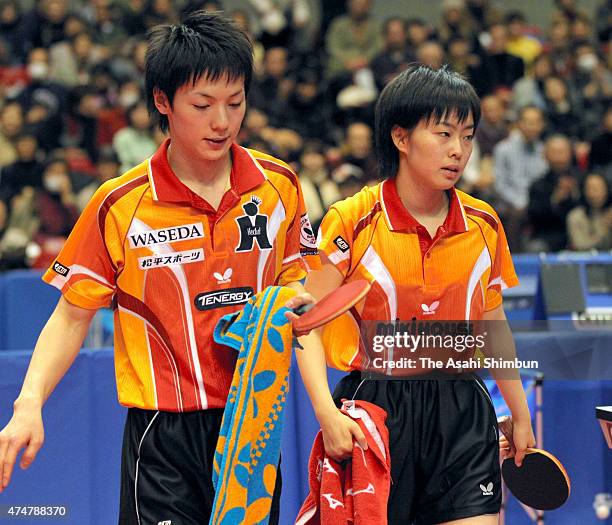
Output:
(235, 196), (272, 252)
(480, 482), (494, 496)
(213, 268), (232, 284)
(421, 301), (440, 315)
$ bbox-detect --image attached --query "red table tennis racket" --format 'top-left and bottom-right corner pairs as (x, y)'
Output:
(498, 416), (570, 511)
(291, 279), (370, 333)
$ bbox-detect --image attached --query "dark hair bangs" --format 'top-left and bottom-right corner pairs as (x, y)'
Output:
(145, 11), (253, 132)
(375, 64), (480, 178)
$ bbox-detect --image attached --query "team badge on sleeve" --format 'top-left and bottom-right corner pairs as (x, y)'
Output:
(300, 213), (318, 255)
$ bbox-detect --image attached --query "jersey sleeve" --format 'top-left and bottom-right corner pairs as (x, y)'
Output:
(41, 183), (121, 309)
(277, 177), (320, 285)
(316, 206), (355, 278)
(485, 217), (519, 311)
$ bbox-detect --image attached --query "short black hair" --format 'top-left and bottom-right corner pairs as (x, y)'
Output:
(374, 64), (480, 179)
(145, 10), (253, 133)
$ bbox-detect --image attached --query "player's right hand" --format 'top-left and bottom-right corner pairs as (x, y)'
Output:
(0, 398), (44, 492)
(318, 408), (367, 462)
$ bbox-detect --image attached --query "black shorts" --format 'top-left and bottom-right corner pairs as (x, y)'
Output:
(118, 408), (282, 525)
(333, 372), (501, 525)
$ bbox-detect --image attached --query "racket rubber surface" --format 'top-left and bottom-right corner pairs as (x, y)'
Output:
(502, 448), (570, 511)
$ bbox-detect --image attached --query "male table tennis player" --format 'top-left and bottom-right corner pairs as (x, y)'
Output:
(0, 11), (322, 524)
(291, 65), (536, 524)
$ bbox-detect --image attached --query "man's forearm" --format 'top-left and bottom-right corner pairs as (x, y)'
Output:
(17, 297), (96, 407)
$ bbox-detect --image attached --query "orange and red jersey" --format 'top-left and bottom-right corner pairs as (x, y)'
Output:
(43, 139), (318, 411)
(317, 178), (518, 372)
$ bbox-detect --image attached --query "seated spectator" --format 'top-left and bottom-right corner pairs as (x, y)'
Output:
(527, 134), (580, 251)
(567, 172), (612, 250)
(570, 12), (594, 42)
(36, 158), (79, 241)
(0, 186), (38, 269)
(21, 0), (71, 50)
(543, 75), (582, 139)
(493, 105), (548, 251)
(285, 69), (333, 142)
(475, 94), (509, 156)
(589, 105), (612, 177)
(406, 17), (433, 49)
(371, 16), (414, 91)
(76, 148), (120, 211)
(14, 47), (68, 144)
(570, 40), (612, 135)
(446, 34), (491, 95)
(249, 46), (296, 128)
(83, 0), (126, 50)
(112, 100), (156, 173)
(437, 0), (476, 50)
(416, 40), (445, 70)
(0, 133), (44, 200)
(332, 121), (378, 184)
(0, 0), (28, 63)
(121, 0), (147, 37)
(0, 101), (23, 168)
(49, 30), (106, 87)
(545, 19), (572, 77)
(325, 0), (382, 80)
(484, 22), (525, 93)
(513, 52), (554, 113)
(297, 140), (341, 231)
(246, 0), (316, 52)
(505, 10), (543, 68)
(66, 86), (103, 163)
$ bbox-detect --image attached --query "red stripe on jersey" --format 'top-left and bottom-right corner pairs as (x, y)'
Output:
(98, 175), (148, 244)
(258, 159), (298, 189)
(353, 202), (383, 240)
(464, 205), (499, 232)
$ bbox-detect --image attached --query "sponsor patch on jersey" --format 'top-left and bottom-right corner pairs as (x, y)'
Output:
(194, 287), (254, 311)
(138, 249), (204, 270)
(52, 261), (70, 276)
(128, 222), (204, 249)
(300, 213), (317, 249)
(333, 236), (350, 253)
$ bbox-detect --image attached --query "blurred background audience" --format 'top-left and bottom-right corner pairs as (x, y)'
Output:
(0, 0), (610, 270)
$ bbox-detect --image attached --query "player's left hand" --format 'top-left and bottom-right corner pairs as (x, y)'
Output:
(511, 418), (536, 467)
(284, 292), (316, 336)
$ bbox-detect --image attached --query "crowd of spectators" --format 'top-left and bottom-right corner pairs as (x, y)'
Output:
(0, 0), (610, 270)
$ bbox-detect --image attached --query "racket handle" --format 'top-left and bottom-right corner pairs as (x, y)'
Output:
(293, 303), (315, 316)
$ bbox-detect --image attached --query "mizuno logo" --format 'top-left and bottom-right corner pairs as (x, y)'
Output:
(480, 482), (494, 496)
(194, 287), (254, 311)
(322, 493), (344, 510)
(347, 482), (375, 496)
(128, 222), (204, 248)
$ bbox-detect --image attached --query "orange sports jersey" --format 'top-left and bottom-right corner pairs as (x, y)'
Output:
(317, 178), (518, 372)
(42, 139), (318, 411)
